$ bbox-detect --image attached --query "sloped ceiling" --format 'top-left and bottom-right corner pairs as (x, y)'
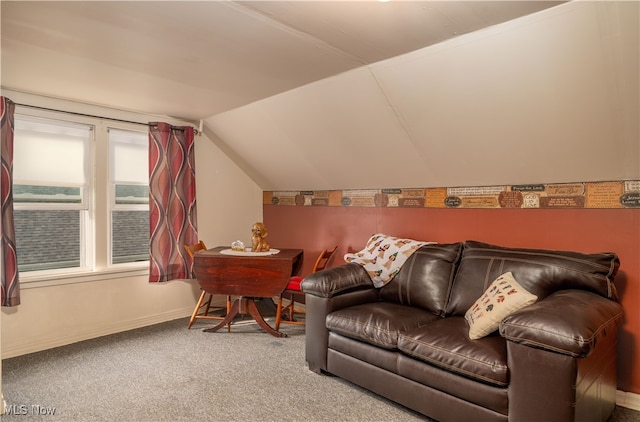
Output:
(2, 1), (638, 191)
(205, 1), (639, 190)
(1, 1), (563, 119)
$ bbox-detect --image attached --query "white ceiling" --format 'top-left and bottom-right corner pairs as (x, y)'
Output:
(1, 1), (563, 121)
(3, 1), (637, 192)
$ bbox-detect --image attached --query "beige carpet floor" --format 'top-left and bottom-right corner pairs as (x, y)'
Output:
(1, 314), (638, 422)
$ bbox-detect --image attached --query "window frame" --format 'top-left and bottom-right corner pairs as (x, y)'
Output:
(12, 107), (150, 284)
(12, 114), (94, 276)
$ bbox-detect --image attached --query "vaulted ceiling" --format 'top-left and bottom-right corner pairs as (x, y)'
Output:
(3, 1), (638, 191)
(2, 1), (563, 120)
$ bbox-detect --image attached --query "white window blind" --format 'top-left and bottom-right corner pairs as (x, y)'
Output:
(110, 128), (148, 184)
(13, 118), (90, 185)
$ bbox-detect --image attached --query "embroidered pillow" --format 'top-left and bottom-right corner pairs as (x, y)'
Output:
(465, 272), (538, 340)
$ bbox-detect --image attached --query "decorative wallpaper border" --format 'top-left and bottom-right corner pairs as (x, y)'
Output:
(264, 180), (640, 209)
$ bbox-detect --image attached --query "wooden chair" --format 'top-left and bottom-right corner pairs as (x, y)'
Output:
(184, 241), (232, 331)
(275, 245), (338, 331)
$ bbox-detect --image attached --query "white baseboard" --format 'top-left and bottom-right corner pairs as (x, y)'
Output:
(2, 308), (192, 359)
(617, 390), (640, 411)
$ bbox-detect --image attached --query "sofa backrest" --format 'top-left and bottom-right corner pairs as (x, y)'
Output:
(379, 242), (463, 317)
(445, 240), (620, 316)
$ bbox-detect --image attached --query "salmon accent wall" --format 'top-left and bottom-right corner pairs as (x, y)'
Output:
(263, 203), (640, 395)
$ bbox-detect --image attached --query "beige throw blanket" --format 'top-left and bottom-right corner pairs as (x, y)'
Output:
(344, 234), (434, 288)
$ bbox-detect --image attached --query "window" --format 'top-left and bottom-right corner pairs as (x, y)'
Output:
(12, 112), (150, 276)
(13, 117), (92, 272)
(109, 129), (149, 265)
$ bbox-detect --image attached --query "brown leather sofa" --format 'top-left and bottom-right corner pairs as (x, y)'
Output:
(302, 241), (623, 422)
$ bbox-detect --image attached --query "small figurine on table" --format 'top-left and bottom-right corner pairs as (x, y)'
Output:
(251, 222), (271, 252)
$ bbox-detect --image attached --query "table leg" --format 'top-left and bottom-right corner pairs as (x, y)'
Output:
(245, 298), (286, 338)
(203, 297), (286, 338)
(203, 299), (240, 333)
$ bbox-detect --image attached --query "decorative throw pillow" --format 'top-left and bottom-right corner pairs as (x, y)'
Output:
(465, 272), (538, 340)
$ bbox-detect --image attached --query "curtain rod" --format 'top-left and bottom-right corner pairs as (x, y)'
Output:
(10, 101), (199, 134)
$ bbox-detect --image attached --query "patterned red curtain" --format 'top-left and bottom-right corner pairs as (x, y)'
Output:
(148, 122), (197, 282)
(1, 97), (20, 306)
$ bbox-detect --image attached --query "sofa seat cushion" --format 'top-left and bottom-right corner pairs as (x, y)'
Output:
(398, 317), (509, 387)
(328, 332), (401, 373)
(326, 302), (439, 349)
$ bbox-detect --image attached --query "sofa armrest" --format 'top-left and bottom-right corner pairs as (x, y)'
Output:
(500, 289), (624, 357)
(302, 264), (378, 374)
(302, 263), (375, 298)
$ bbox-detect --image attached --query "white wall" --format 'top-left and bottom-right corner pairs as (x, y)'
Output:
(0, 93), (263, 359)
(195, 126), (264, 248)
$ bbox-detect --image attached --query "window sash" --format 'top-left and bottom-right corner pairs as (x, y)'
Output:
(13, 209), (90, 273)
(13, 114), (93, 274)
(108, 128), (149, 266)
